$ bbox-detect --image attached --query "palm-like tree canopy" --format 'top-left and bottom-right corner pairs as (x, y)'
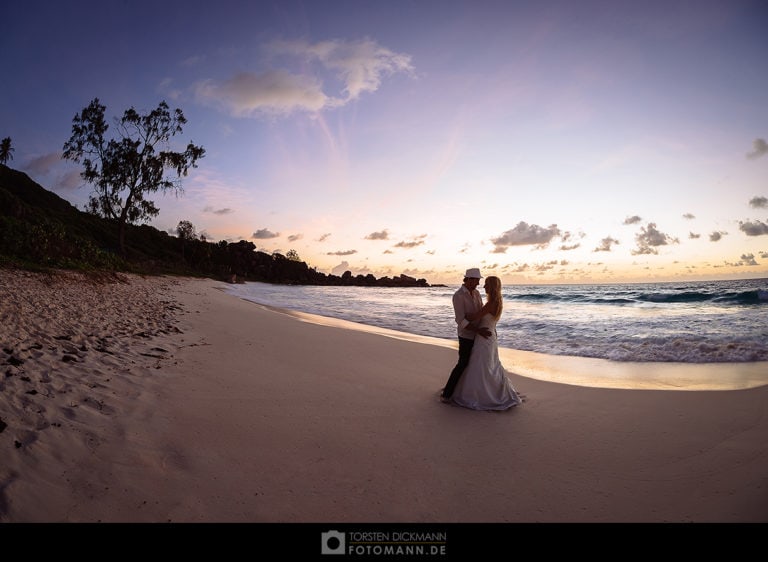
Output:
(0, 137), (14, 165)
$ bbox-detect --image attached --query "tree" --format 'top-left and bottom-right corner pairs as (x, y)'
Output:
(286, 249), (301, 261)
(0, 137), (14, 165)
(176, 220), (197, 240)
(62, 98), (205, 255)
(176, 219), (196, 261)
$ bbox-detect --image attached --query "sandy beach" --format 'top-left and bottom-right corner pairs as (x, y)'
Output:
(1, 268), (767, 523)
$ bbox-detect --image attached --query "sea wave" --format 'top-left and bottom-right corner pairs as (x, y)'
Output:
(225, 278), (768, 363)
(507, 288), (767, 306)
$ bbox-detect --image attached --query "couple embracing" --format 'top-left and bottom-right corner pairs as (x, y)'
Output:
(440, 268), (523, 411)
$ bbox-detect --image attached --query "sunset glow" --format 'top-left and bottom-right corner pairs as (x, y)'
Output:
(3, 0), (767, 284)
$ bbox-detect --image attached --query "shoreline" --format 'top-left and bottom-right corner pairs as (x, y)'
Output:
(2, 271), (767, 522)
(229, 292), (768, 391)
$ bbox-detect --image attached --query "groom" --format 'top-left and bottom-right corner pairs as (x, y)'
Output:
(440, 268), (492, 403)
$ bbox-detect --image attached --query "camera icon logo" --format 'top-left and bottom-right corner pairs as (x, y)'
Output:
(321, 530), (346, 555)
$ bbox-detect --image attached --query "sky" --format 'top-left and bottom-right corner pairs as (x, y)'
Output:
(2, 0), (767, 285)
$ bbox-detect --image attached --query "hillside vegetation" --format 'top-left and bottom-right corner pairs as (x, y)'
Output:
(0, 165), (430, 287)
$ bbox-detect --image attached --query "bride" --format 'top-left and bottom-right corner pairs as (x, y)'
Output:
(450, 276), (523, 411)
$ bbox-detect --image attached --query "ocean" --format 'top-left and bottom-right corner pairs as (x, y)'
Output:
(223, 278), (768, 364)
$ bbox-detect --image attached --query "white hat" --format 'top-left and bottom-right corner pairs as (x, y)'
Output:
(465, 268), (482, 279)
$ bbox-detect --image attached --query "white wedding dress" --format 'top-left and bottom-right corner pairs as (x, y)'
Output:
(451, 313), (522, 411)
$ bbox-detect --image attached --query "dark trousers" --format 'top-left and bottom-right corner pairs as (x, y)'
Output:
(442, 336), (475, 398)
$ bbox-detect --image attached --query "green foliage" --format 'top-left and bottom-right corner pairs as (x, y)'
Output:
(0, 165), (431, 286)
(0, 215), (121, 270)
(176, 220), (196, 240)
(0, 138), (13, 165)
(62, 98), (205, 254)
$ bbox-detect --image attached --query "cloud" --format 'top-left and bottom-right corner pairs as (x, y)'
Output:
(271, 38), (414, 102)
(29, 155), (94, 192)
(197, 38), (413, 117)
(365, 229), (389, 240)
(327, 249), (357, 256)
(455, 243), (472, 255)
(203, 205), (234, 215)
(23, 152), (62, 176)
(21, 152), (86, 191)
(394, 239), (425, 249)
(55, 169), (83, 191)
(623, 215), (642, 225)
(760, 251), (768, 259)
(181, 55), (205, 68)
(725, 254), (759, 267)
(593, 236), (619, 252)
(740, 253), (758, 266)
(534, 262), (556, 272)
(709, 231), (727, 242)
(682, 213), (696, 220)
(509, 263), (529, 273)
(195, 70), (328, 116)
(559, 231), (584, 243)
(749, 196), (768, 209)
(287, 233), (303, 242)
(689, 232), (701, 239)
(252, 228), (280, 239)
(317, 233), (332, 242)
(631, 223), (679, 255)
(331, 261), (351, 276)
(158, 77), (183, 101)
(393, 234), (427, 249)
(558, 231), (584, 250)
(490, 222), (561, 252)
(739, 220), (768, 236)
(746, 138), (768, 159)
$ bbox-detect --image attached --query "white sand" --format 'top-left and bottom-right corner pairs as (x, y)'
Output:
(1, 269), (766, 522)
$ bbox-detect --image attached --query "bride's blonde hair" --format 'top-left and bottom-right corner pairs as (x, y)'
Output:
(485, 276), (503, 319)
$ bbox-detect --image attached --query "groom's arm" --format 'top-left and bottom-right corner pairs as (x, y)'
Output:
(475, 326), (492, 339)
(453, 291), (471, 331)
(454, 293), (491, 338)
